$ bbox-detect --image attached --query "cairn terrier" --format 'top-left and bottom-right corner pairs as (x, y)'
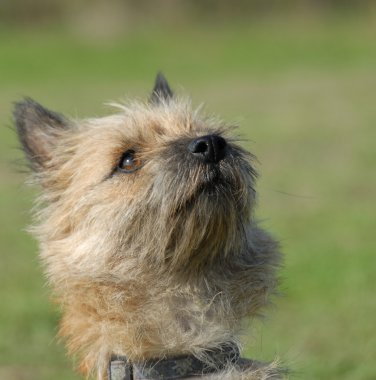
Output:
(14, 74), (282, 379)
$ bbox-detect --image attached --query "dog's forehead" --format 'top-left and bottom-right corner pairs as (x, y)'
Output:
(81, 101), (213, 146)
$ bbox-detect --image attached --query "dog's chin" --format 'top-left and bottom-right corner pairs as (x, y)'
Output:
(200, 166), (221, 184)
(173, 161), (249, 215)
(198, 174), (225, 195)
(189, 168), (236, 204)
(193, 165), (252, 215)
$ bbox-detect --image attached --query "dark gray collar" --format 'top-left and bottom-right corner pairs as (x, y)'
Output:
(108, 344), (240, 380)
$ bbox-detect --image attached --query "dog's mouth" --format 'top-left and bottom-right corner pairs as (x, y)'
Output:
(198, 167), (229, 193)
(201, 165), (221, 183)
(183, 164), (236, 207)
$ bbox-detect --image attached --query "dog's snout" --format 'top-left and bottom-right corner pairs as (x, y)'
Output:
(188, 135), (227, 164)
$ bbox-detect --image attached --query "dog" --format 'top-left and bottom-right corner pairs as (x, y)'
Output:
(14, 73), (283, 379)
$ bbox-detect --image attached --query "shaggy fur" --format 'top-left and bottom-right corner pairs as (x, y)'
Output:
(14, 75), (283, 379)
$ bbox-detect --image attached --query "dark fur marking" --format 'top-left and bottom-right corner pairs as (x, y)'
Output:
(13, 98), (68, 170)
(150, 72), (173, 104)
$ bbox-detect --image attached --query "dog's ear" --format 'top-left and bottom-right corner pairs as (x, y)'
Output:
(150, 72), (173, 104)
(14, 98), (70, 171)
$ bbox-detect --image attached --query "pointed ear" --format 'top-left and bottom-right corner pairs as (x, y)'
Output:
(14, 98), (69, 171)
(149, 72), (173, 104)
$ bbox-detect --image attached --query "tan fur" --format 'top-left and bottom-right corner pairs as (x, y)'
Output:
(15, 88), (283, 379)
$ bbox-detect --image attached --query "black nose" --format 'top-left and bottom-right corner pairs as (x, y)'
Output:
(188, 134), (227, 164)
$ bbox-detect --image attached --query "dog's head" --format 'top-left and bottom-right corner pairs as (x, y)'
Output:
(14, 74), (257, 283)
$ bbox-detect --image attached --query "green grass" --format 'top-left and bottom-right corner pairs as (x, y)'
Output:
(1, 13), (375, 379)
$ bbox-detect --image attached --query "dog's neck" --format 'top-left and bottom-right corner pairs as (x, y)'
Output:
(58, 223), (280, 377)
(58, 273), (246, 377)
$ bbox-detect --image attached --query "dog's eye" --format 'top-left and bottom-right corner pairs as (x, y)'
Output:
(118, 150), (142, 173)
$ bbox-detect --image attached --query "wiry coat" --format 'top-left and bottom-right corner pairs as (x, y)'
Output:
(14, 77), (282, 379)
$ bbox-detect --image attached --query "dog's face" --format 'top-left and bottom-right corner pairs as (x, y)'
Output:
(15, 75), (257, 283)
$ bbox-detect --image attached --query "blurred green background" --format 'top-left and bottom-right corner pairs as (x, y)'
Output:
(0, 1), (375, 379)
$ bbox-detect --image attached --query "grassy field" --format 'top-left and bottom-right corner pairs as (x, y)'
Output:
(0, 12), (375, 380)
